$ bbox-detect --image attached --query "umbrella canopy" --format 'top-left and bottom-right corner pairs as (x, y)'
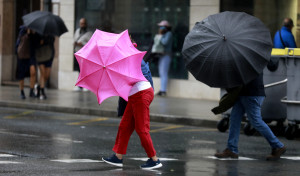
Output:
(182, 11), (273, 88)
(75, 29), (147, 104)
(22, 11), (68, 36)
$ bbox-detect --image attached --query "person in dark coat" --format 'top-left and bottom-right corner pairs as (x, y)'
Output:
(15, 26), (37, 99)
(215, 74), (286, 160)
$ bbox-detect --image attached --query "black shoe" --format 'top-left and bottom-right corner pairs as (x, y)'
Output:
(39, 88), (47, 100)
(156, 91), (166, 97)
(102, 154), (123, 167)
(36, 85), (40, 98)
(20, 90), (26, 99)
(29, 89), (36, 98)
(140, 158), (162, 170)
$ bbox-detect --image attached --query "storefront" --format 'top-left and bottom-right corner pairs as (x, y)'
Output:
(0, 0), (298, 100)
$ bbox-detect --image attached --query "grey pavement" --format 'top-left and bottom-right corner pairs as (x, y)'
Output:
(0, 86), (220, 127)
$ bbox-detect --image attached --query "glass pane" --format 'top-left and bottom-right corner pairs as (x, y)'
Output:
(75, 0), (190, 79)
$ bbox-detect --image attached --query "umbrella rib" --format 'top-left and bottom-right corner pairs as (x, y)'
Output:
(105, 52), (143, 67)
(105, 70), (122, 97)
(230, 44), (263, 74)
(76, 68), (102, 85)
(78, 56), (103, 67)
(232, 40), (271, 62)
(106, 67), (144, 81)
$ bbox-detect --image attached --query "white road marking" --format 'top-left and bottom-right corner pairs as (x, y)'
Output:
(205, 156), (256, 160)
(73, 140), (83, 143)
(0, 154), (17, 157)
(0, 161), (22, 164)
(51, 159), (103, 163)
(129, 157), (178, 161)
(282, 156), (300, 160)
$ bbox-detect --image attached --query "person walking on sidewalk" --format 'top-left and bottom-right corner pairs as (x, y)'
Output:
(102, 39), (162, 170)
(15, 26), (37, 99)
(33, 33), (54, 100)
(273, 18), (297, 48)
(215, 73), (286, 160)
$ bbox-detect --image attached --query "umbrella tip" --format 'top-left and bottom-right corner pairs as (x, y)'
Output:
(223, 34), (226, 41)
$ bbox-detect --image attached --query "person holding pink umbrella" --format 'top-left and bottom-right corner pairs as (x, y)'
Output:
(102, 37), (162, 170)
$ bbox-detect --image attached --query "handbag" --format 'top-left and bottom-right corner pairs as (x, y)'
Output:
(17, 34), (31, 59)
(35, 45), (52, 62)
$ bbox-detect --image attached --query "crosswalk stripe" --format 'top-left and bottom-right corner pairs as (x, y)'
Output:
(205, 156), (256, 160)
(129, 157), (178, 161)
(0, 161), (22, 164)
(282, 156), (300, 160)
(51, 159), (103, 163)
(0, 154), (17, 157)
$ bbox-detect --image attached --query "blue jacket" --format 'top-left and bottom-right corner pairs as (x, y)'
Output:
(141, 60), (153, 88)
(160, 31), (173, 54)
(273, 26), (297, 48)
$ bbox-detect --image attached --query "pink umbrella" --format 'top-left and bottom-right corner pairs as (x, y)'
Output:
(74, 29), (147, 104)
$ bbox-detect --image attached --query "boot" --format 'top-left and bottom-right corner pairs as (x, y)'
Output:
(20, 90), (26, 99)
(29, 88), (36, 98)
(39, 88), (47, 100)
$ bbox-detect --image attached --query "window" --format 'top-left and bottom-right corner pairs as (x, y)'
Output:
(75, 0), (190, 79)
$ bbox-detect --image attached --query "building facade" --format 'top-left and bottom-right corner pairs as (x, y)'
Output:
(0, 0), (298, 100)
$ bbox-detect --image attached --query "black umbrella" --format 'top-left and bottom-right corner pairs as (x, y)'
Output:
(22, 11), (68, 36)
(182, 11), (272, 88)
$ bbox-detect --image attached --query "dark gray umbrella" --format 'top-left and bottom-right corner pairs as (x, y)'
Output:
(182, 11), (272, 88)
(22, 11), (68, 36)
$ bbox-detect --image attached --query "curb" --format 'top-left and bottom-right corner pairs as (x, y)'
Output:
(0, 100), (218, 128)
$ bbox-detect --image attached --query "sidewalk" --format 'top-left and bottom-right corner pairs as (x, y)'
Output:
(0, 86), (220, 128)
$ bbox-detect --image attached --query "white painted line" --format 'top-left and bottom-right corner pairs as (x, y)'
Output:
(0, 154), (17, 157)
(0, 161), (22, 164)
(51, 159), (103, 163)
(282, 156), (300, 160)
(129, 157), (178, 161)
(73, 140), (83, 143)
(205, 156), (256, 160)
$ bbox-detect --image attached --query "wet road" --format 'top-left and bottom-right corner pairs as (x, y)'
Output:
(0, 107), (300, 176)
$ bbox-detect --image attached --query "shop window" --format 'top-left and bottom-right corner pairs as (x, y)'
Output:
(75, 0), (189, 79)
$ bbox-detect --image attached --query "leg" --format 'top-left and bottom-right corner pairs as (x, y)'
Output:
(45, 67), (51, 87)
(227, 98), (245, 154)
(112, 99), (135, 155)
(19, 79), (25, 91)
(132, 88), (156, 158)
(38, 64), (47, 99)
(158, 54), (171, 92)
(29, 65), (36, 89)
(241, 96), (284, 149)
(19, 79), (25, 99)
(38, 64), (46, 89)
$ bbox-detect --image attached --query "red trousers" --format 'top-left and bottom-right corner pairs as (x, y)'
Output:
(113, 88), (156, 158)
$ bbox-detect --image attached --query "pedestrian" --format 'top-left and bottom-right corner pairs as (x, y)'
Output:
(73, 18), (92, 91)
(44, 35), (55, 89)
(15, 26), (37, 99)
(102, 37), (162, 170)
(155, 20), (172, 97)
(215, 73), (286, 161)
(273, 18), (297, 48)
(33, 33), (54, 100)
